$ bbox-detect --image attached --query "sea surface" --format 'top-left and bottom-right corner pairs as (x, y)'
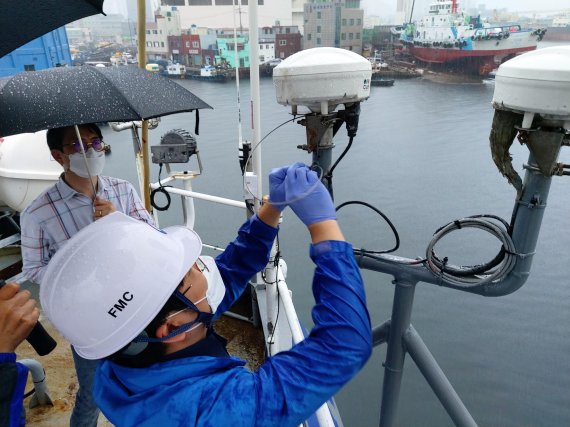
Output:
(101, 43), (570, 427)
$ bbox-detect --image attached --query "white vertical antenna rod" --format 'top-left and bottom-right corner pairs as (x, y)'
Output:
(233, 0), (243, 148)
(249, 0), (262, 211)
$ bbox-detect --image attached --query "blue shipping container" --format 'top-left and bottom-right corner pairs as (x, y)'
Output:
(0, 27), (72, 77)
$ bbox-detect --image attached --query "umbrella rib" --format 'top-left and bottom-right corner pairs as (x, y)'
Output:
(92, 67), (144, 121)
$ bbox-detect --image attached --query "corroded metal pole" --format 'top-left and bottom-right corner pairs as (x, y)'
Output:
(137, 0), (151, 211)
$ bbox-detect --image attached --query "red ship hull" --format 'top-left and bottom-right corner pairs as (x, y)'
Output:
(408, 45), (537, 75)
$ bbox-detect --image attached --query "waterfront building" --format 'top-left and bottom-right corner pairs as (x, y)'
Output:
(199, 34), (219, 66)
(259, 27), (277, 63)
(0, 28), (72, 77)
(303, 0), (364, 54)
(160, 0), (294, 31)
(258, 24), (301, 61)
(274, 25), (302, 58)
(167, 35), (184, 64)
(168, 32), (217, 66)
(217, 36), (250, 68)
(142, 8), (182, 61)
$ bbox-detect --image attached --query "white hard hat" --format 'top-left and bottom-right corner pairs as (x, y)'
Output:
(40, 212), (202, 360)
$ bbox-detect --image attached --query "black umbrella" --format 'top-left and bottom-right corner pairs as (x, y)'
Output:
(0, 0), (105, 58)
(0, 65), (212, 137)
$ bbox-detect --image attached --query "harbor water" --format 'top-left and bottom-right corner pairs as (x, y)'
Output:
(100, 50), (570, 426)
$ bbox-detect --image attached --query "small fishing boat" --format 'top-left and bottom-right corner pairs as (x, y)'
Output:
(186, 65), (228, 82)
(371, 77), (395, 87)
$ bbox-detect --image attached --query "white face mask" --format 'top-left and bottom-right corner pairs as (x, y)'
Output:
(68, 148), (105, 178)
(200, 256), (226, 314)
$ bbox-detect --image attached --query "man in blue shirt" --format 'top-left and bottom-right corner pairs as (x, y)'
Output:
(0, 283), (39, 427)
(40, 163), (373, 426)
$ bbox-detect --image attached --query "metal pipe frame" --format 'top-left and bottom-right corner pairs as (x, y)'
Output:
(18, 359), (53, 408)
(362, 147), (559, 427)
(359, 150), (554, 297)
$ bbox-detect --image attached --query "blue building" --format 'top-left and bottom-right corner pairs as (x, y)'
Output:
(0, 28), (72, 77)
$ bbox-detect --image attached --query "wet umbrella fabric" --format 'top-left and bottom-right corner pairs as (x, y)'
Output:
(0, 66), (212, 137)
(0, 0), (105, 58)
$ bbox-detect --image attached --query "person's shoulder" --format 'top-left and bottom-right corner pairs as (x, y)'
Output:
(21, 182), (60, 216)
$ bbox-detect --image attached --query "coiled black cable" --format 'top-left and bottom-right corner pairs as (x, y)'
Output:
(150, 164), (172, 211)
(425, 214), (517, 287)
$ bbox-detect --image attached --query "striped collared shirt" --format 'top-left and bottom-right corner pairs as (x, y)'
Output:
(20, 175), (154, 284)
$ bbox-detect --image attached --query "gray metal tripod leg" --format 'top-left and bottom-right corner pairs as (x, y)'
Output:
(378, 278), (477, 427)
(379, 278), (416, 427)
(404, 326), (477, 427)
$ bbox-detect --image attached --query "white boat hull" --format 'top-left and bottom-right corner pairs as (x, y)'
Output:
(0, 131), (61, 212)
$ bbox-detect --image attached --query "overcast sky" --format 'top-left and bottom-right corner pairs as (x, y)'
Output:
(103, 0), (569, 18)
(362, 0), (569, 16)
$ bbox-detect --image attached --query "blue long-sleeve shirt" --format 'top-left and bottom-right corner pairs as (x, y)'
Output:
(0, 353), (27, 427)
(93, 215), (372, 426)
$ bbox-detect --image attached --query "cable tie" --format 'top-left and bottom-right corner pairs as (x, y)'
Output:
(454, 220), (462, 229)
(502, 244), (535, 258)
(435, 256), (448, 286)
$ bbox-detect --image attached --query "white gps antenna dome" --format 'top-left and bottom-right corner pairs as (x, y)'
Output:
(492, 45), (570, 129)
(273, 47), (372, 115)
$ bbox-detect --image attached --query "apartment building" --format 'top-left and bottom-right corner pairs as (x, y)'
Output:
(303, 0), (363, 53)
(142, 8), (182, 60)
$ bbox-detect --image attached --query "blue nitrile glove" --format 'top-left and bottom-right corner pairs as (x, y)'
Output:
(285, 164), (337, 226)
(268, 163), (296, 212)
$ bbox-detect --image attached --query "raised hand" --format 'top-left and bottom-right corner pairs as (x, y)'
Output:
(269, 163), (336, 226)
(268, 164), (293, 212)
(287, 164), (336, 226)
(0, 283), (39, 353)
(93, 196), (117, 220)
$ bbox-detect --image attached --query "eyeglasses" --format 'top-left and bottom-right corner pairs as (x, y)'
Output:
(164, 258), (209, 321)
(195, 257), (209, 274)
(178, 258), (209, 296)
(62, 137), (106, 153)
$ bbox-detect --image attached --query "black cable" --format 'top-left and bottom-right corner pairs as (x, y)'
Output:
(150, 163), (172, 211)
(336, 200), (400, 254)
(245, 199), (255, 217)
(242, 116), (298, 176)
(324, 136), (354, 188)
(266, 233), (281, 352)
(242, 116), (298, 204)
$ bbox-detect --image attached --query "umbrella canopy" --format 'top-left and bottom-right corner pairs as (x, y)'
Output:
(0, 66), (212, 137)
(0, 0), (105, 58)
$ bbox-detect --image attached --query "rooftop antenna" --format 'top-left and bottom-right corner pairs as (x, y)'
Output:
(233, 0), (245, 167)
(408, 0), (416, 23)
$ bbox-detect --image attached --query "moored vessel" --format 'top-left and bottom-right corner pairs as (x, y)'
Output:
(399, 0), (546, 75)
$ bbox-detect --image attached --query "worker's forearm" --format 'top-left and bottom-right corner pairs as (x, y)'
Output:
(308, 220), (345, 244)
(257, 202), (281, 229)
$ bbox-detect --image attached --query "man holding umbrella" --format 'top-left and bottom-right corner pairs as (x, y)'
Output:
(20, 123), (154, 427)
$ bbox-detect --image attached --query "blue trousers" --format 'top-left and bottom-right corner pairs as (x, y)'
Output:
(70, 346), (100, 427)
